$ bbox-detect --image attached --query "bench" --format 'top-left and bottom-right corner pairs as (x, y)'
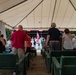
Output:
(52, 56), (76, 75)
(0, 52), (29, 75)
(45, 50), (76, 72)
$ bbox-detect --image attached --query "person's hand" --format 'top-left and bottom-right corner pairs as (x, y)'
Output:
(46, 45), (49, 48)
(45, 44), (49, 50)
(45, 42), (47, 47)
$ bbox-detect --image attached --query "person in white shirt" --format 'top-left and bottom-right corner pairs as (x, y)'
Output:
(62, 28), (73, 50)
(72, 36), (76, 50)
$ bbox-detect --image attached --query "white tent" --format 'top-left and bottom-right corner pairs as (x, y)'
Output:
(0, 0), (76, 31)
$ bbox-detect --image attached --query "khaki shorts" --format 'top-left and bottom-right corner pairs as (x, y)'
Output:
(11, 47), (25, 59)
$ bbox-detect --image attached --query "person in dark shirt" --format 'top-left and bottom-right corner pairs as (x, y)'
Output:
(0, 34), (6, 52)
(46, 23), (61, 51)
(0, 33), (6, 53)
(1, 34), (6, 44)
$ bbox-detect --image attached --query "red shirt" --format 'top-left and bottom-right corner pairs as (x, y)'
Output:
(10, 30), (28, 49)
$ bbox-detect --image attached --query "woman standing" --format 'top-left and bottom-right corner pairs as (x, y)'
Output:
(0, 35), (6, 53)
(62, 28), (73, 50)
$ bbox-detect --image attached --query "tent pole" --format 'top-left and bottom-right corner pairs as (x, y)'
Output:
(69, 0), (76, 10)
(0, 0), (27, 14)
(51, 0), (57, 23)
(13, 0), (44, 28)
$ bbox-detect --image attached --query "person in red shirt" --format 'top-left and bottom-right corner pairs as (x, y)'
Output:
(10, 25), (28, 59)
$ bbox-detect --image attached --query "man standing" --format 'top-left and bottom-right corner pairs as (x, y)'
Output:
(10, 25), (28, 59)
(46, 23), (61, 51)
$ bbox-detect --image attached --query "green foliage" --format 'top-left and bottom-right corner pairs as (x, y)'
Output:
(5, 28), (11, 40)
(70, 31), (76, 35)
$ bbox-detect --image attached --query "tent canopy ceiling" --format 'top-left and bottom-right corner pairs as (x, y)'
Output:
(0, 0), (76, 31)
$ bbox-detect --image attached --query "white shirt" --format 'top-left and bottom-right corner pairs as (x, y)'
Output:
(72, 37), (76, 48)
(62, 33), (73, 49)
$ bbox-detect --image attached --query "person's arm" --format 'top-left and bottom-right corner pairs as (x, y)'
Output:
(24, 41), (28, 53)
(24, 33), (29, 53)
(62, 36), (65, 51)
(46, 28), (51, 47)
(46, 35), (50, 47)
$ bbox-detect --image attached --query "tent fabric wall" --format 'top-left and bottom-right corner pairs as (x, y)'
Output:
(0, 0), (76, 31)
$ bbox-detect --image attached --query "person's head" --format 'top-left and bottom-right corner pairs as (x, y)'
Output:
(1, 34), (4, 38)
(18, 25), (23, 30)
(51, 23), (56, 28)
(64, 28), (69, 34)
